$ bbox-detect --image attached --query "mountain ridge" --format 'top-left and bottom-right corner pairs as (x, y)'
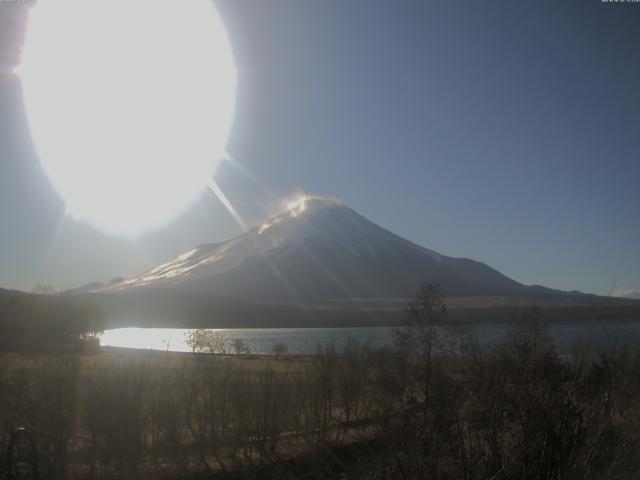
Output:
(95, 196), (576, 304)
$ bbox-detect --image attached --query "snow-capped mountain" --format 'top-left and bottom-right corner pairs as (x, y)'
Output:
(99, 196), (537, 305)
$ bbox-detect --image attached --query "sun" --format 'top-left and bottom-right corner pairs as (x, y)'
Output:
(17, 0), (237, 236)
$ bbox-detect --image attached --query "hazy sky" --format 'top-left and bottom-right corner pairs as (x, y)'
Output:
(1, 0), (639, 296)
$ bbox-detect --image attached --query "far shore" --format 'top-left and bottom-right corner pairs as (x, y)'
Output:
(101, 303), (640, 331)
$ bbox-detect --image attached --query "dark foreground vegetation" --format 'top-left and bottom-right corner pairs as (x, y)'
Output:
(2, 285), (640, 479)
(0, 290), (102, 352)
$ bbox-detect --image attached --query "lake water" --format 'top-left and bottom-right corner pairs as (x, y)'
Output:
(101, 321), (640, 355)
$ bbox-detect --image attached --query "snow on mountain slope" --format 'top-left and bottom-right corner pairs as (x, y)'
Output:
(101, 196), (530, 304)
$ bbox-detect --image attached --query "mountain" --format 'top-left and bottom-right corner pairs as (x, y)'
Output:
(65, 277), (124, 295)
(99, 196), (562, 305)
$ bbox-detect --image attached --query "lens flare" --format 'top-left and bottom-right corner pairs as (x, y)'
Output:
(18, 0), (237, 236)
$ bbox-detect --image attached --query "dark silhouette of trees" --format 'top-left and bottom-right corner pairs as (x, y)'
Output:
(0, 291), (103, 352)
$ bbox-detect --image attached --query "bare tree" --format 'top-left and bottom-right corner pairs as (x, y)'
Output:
(231, 338), (250, 355)
(272, 343), (288, 359)
(185, 329), (227, 354)
(394, 283), (448, 407)
(336, 338), (367, 432)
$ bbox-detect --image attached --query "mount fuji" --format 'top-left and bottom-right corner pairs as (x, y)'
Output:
(100, 196), (554, 303)
(76, 196), (640, 327)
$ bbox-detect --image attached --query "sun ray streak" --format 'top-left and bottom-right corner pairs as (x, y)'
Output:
(221, 154), (278, 217)
(290, 216), (379, 325)
(206, 178), (314, 318)
(207, 178), (374, 324)
(207, 178), (249, 232)
(222, 153), (269, 194)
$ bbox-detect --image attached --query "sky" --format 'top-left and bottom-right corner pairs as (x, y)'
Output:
(0, 0), (639, 296)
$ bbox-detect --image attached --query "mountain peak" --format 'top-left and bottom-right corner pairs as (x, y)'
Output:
(284, 195), (342, 215)
(257, 195), (343, 235)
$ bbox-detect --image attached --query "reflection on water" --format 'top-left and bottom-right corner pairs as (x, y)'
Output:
(100, 321), (640, 355)
(101, 327), (397, 354)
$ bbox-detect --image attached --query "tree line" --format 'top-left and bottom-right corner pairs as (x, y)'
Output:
(0, 291), (102, 352)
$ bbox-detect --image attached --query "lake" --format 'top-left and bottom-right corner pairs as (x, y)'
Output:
(100, 321), (640, 355)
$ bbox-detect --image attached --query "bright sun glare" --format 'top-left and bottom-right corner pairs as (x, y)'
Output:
(17, 0), (237, 236)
